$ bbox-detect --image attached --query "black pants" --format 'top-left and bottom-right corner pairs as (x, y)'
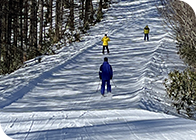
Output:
(102, 45), (109, 54)
(144, 34), (149, 41)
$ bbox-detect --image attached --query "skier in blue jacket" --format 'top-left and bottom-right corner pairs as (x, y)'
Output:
(99, 57), (113, 96)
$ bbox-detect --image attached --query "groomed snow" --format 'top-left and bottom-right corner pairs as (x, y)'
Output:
(1, 0), (196, 139)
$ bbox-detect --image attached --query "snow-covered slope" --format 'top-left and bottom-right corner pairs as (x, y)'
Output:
(1, 0), (196, 139)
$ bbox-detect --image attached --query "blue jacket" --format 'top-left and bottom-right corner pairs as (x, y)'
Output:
(99, 61), (113, 80)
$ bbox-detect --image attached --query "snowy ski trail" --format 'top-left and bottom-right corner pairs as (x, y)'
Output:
(1, 0), (196, 139)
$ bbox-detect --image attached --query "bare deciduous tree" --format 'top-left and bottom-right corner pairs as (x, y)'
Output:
(158, 0), (196, 67)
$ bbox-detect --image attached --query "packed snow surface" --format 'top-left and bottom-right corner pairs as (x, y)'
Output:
(1, 0), (196, 139)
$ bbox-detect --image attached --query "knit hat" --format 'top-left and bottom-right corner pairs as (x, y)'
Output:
(104, 57), (108, 62)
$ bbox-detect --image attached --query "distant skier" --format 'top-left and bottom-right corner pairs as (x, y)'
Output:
(144, 25), (150, 41)
(99, 57), (113, 96)
(101, 34), (110, 54)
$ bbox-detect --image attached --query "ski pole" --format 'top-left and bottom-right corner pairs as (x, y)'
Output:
(96, 80), (101, 92)
(112, 79), (117, 88)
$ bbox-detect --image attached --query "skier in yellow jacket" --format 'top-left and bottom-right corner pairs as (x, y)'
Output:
(144, 25), (150, 41)
(101, 34), (110, 54)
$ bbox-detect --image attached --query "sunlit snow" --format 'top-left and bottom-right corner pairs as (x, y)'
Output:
(1, 0), (196, 139)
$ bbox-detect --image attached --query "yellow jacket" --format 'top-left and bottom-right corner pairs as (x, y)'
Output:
(102, 36), (110, 46)
(144, 26), (150, 34)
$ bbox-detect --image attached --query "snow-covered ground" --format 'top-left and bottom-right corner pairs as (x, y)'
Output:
(1, 0), (196, 139)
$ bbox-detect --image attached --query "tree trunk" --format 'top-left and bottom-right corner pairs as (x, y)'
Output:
(84, 0), (90, 28)
(81, 0), (84, 20)
(49, 0), (53, 30)
(29, 0), (38, 58)
(5, 0), (13, 72)
(89, 0), (94, 23)
(70, 0), (74, 31)
(39, 0), (44, 50)
(0, 2), (2, 66)
(55, 0), (60, 42)
(97, 0), (103, 22)
(24, 0), (28, 53)
(20, 0), (24, 63)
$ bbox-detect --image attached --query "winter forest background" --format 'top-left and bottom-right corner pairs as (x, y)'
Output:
(0, 0), (109, 74)
(1, 0), (196, 121)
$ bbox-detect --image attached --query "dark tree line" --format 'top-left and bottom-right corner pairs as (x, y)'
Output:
(159, 0), (196, 118)
(0, 0), (110, 74)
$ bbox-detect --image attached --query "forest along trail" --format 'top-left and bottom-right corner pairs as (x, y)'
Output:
(1, 0), (185, 113)
(0, 0), (196, 140)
